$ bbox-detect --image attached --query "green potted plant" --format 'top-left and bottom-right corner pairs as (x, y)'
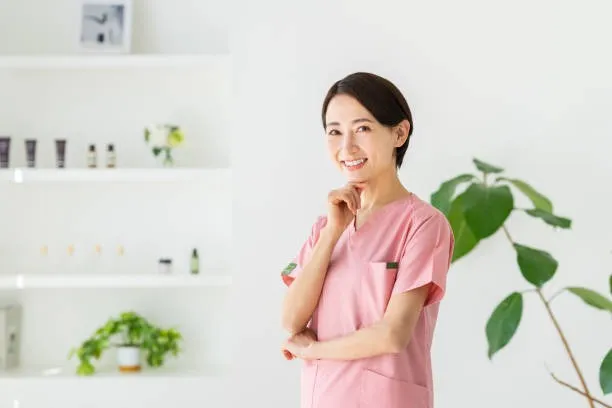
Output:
(68, 311), (183, 375)
(431, 158), (612, 408)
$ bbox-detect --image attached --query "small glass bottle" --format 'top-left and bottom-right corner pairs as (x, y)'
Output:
(190, 248), (199, 274)
(87, 144), (97, 168)
(106, 144), (116, 168)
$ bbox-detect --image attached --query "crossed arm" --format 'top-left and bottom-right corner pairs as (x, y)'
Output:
(281, 213), (450, 361)
(283, 283), (430, 361)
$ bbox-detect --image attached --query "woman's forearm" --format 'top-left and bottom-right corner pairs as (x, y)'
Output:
(304, 322), (397, 360)
(281, 226), (340, 335)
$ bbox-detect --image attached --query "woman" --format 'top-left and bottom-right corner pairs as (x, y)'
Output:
(280, 72), (455, 408)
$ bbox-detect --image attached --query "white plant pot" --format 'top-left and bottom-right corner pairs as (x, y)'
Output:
(117, 346), (141, 372)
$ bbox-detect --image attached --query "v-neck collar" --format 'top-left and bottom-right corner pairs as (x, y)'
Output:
(349, 192), (416, 236)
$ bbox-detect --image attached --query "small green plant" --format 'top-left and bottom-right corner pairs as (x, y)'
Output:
(144, 124), (185, 166)
(431, 158), (612, 408)
(68, 311), (183, 376)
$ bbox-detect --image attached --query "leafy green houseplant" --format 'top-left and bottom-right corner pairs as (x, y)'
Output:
(430, 158), (612, 408)
(144, 124), (185, 166)
(68, 311), (183, 375)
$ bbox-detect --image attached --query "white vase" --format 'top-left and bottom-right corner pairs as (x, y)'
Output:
(117, 346), (141, 372)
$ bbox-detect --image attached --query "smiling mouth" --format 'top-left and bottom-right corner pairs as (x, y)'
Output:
(342, 158), (367, 170)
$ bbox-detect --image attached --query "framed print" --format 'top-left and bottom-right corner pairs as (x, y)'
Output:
(79, 0), (133, 53)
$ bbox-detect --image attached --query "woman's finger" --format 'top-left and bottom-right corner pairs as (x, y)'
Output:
(349, 187), (361, 210)
(341, 193), (354, 214)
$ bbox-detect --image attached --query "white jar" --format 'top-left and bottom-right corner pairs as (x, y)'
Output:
(158, 258), (172, 274)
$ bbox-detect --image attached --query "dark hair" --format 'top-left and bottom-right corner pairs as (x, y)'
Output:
(321, 72), (414, 169)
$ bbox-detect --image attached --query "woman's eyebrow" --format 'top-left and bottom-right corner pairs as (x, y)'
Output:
(325, 118), (373, 127)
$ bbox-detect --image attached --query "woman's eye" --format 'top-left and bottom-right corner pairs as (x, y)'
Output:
(328, 129), (340, 136)
(356, 126), (370, 132)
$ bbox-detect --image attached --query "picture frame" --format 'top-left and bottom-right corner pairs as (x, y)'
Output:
(78, 0), (133, 53)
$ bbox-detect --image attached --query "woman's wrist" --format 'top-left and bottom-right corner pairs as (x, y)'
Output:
(320, 225), (343, 243)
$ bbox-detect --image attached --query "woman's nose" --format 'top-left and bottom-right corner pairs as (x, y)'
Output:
(342, 132), (357, 152)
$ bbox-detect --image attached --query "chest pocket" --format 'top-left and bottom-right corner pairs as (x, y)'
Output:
(361, 261), (399, 322)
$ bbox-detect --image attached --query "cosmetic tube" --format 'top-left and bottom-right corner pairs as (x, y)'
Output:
(25, 139), (37, 168)
(0, 137), (11, 168)
(55, 139), (66, 168)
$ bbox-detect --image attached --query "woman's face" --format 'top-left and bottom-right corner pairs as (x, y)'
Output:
(324, 94), (407, 184)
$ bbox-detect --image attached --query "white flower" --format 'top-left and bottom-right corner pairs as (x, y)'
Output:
(145, 124), (170, 147)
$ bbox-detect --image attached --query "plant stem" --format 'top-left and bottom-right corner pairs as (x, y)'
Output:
(502, 225), (514, 244)
(548, 288), (565, 304)
(550, 372), (612, 408)
(536, 288), (595, 408)
(501, 224), (596, 408)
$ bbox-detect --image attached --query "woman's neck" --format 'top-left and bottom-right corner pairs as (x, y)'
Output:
(358, 168), (410, 212)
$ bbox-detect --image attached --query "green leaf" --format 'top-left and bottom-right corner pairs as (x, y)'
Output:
(461, 183), (514, 239)
(524, 209), (572, 229)
(152, 147), (162, 157)
(447, 194), (479, 262)
(601, 348), (612, 395)
(473, 158), (504, 174)
(77, 361), (95, 376)
(486, 292), (523, 359)
(430, 174), (476, 216)
(497, 178), (553, 212)
(566, 287), (612, 313)
(513, 244), (558, 287)
(144, 128), (150, 142)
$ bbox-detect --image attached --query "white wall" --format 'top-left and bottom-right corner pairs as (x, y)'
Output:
(0, 0), (229, 55)
(231, 1), (612, 407)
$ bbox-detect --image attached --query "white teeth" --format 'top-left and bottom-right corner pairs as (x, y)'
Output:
(344, 159), (365, 167)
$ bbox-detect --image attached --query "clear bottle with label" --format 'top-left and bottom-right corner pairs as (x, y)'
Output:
(190, 249), (199, 274)
(106, 144), (116, 168)
(87, 144), (97, 168)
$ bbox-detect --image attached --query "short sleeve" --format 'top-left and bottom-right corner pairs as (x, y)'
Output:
(281, 216), (327, 287)
(392, 212), (455, 306)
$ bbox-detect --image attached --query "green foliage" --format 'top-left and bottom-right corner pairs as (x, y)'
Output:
(601, 349), (612, 395)
(461, 183), (514, 239)
(513, 244), (558, 288)
(430, 157), (612, 397)
(68, 311), (182, 376)
(496, 177), (553, 212)
(486, 292), (523, 359)
(567, 287), (612, 312)
(431, 174), (475, 216)
(523, 209), (572, 229)
(446, 194), (479, 262)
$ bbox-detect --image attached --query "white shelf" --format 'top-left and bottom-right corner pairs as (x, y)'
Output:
(0, 273), (231, 289)
(0, 54), (230, 70)
(0, 167), (231, 183)
(0, 364), (227, 379)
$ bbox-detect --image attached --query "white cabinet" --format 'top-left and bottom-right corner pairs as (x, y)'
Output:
(0, 1), (232, 406)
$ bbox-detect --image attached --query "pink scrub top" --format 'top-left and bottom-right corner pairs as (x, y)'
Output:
(282, 193), (454, 408)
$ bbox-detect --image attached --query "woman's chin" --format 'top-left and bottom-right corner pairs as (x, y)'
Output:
(344, 172), (369, 184)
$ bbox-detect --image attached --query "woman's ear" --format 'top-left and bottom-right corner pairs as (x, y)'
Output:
(395, 120), (410, 147)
